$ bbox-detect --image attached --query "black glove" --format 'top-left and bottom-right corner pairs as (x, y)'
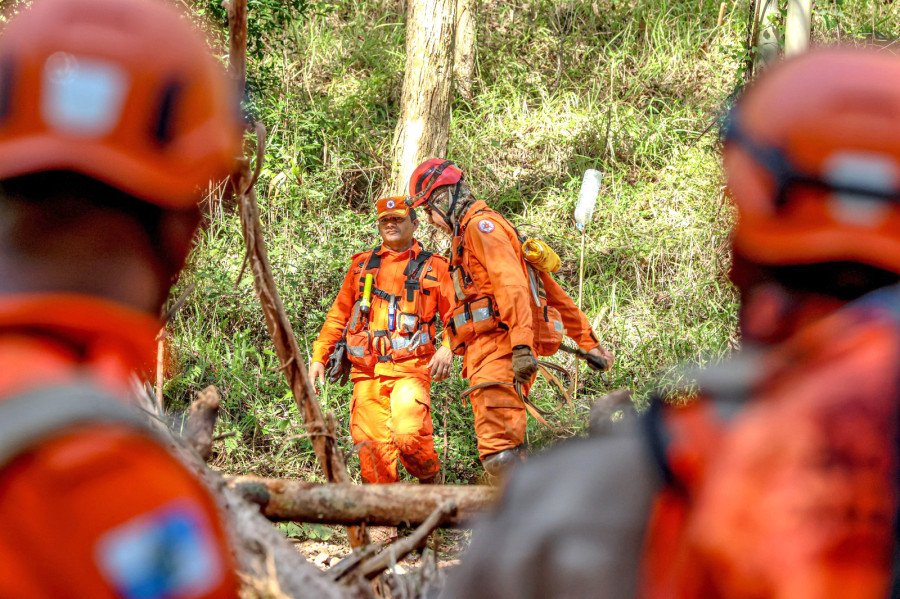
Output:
(585, 352), (610, 372)
(511, 345), (539, 384)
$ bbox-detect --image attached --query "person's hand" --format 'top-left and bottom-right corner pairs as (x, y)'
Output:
(586, 346), (614, 372)
(511, 345), (539, 384)
(428, 346), (454, 382)
(308, 361), (326, 388)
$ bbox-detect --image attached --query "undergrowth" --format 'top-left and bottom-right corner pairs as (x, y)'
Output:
(161, 0), (899, 497)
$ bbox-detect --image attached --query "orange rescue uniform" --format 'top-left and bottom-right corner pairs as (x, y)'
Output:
(641, 300), (900, 598)
(448, 200), (602, 458)
(0, 294), (237, 598)
(312, 240), (454, 483)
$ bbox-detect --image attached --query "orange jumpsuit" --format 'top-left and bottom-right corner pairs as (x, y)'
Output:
(641, 301), (900, 598)
(0, 294), (237, 598)
(311, 240), (454, 483)
(450, 200), (602, 459)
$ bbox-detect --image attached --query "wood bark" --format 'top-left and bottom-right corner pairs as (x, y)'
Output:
(224, 0), (367, 549)
(453, 0), (476, 102)
(185, 385), (221, 460)
(389, 0), (457, 194)
(229, 476), (499, 527)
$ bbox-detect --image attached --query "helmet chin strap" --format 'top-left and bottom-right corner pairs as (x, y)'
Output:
(426, 180), (464, 229)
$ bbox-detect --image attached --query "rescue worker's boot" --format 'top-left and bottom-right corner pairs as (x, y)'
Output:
(481, 444), (527, 480)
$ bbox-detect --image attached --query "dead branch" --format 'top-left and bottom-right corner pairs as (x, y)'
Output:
(330, 545), (383, 582)
(224, 0), (367, 548)
(185, 385), (222, 460)
(229, 476), (498, 527)
(356, 501), (457, 581)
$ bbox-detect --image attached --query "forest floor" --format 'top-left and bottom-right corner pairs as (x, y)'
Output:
(294, 529), (469, 574)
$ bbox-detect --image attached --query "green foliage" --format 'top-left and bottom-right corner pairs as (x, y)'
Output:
(165, 0), (898, 480)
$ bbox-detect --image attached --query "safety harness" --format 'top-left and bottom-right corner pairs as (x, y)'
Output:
(448, 207), (574, 428)
(346, 245), (439, 365)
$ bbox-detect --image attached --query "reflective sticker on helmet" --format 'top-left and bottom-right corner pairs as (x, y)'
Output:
(42, 53), (128, 137)
(96, 501), (223, 599)
(386, 199), (396, 209)
(478, 219), (495, 233)
(825, 152), (897, 227)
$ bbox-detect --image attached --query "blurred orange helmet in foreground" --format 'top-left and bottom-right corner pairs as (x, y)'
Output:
(0, 0), (243, 209)
(724, 48), (900, 273)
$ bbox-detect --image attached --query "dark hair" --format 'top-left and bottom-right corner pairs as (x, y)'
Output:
(0, 170), (197, 277)
(409, 207), (418, 222)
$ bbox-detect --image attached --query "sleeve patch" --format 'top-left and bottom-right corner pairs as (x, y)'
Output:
(95, 501), (223, 599)
(478, 219), (495, 233)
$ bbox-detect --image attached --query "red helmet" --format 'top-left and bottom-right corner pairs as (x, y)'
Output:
(407, 158), (463, 208)
(724, 48), (900, 273)
(0, 0), (242, 209)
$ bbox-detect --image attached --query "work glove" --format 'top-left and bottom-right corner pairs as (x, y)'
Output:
(585, 346), (613, 372)
(511, 345), (539, 384)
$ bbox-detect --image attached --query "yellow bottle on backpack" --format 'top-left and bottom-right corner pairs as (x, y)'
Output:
(522, 238), (561, 273)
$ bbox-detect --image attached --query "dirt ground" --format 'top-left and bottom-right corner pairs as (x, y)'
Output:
(293, 528), (470, 573)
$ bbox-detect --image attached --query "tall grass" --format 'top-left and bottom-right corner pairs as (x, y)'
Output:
(165, 0), (899, 486)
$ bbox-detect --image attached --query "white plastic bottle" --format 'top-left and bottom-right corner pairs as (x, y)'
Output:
(574, 169), (602, 231)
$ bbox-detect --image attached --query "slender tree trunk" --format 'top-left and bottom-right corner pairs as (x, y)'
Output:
(754, 0), (780, 70)
(453, 0), (476, 101)
(784, 0), (812, 56)
(389, 0), (457, 194)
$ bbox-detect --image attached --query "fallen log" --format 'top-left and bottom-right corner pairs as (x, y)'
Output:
(229, 476), (499, 527)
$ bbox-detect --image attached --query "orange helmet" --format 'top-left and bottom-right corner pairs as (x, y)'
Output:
(0, 0), (242, 209)
(407, 158), (463, 208)
(724, 48), (900, 273)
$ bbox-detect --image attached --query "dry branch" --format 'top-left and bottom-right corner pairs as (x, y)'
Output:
(229, 476), (499, 527)
(356, 501), (457, 581)
(185, 385), (221, 460)
(223, 0), (367, 548)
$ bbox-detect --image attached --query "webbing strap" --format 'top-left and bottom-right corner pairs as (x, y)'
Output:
(403, 250), (433, 302)
(0, 383), (155, 469)
(357, 246), (381, 293)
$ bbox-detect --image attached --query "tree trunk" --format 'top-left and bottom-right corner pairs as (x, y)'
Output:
(389, 0), (457, 194)
(753, 0), (780, 70)
(230, 476), (499, 527)
(784, 0), (811, 56)
(453, 0), (476, 102)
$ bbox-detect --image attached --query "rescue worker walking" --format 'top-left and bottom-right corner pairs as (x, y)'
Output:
(444, 47), (900, 599)
(0, 0), (242, 596)
(309, 198), (455, 483)
(405, 160), (614, 476)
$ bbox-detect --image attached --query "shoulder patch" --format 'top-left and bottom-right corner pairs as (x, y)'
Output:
(96, 501), (223, 599)
(478, 219), (495, 233)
